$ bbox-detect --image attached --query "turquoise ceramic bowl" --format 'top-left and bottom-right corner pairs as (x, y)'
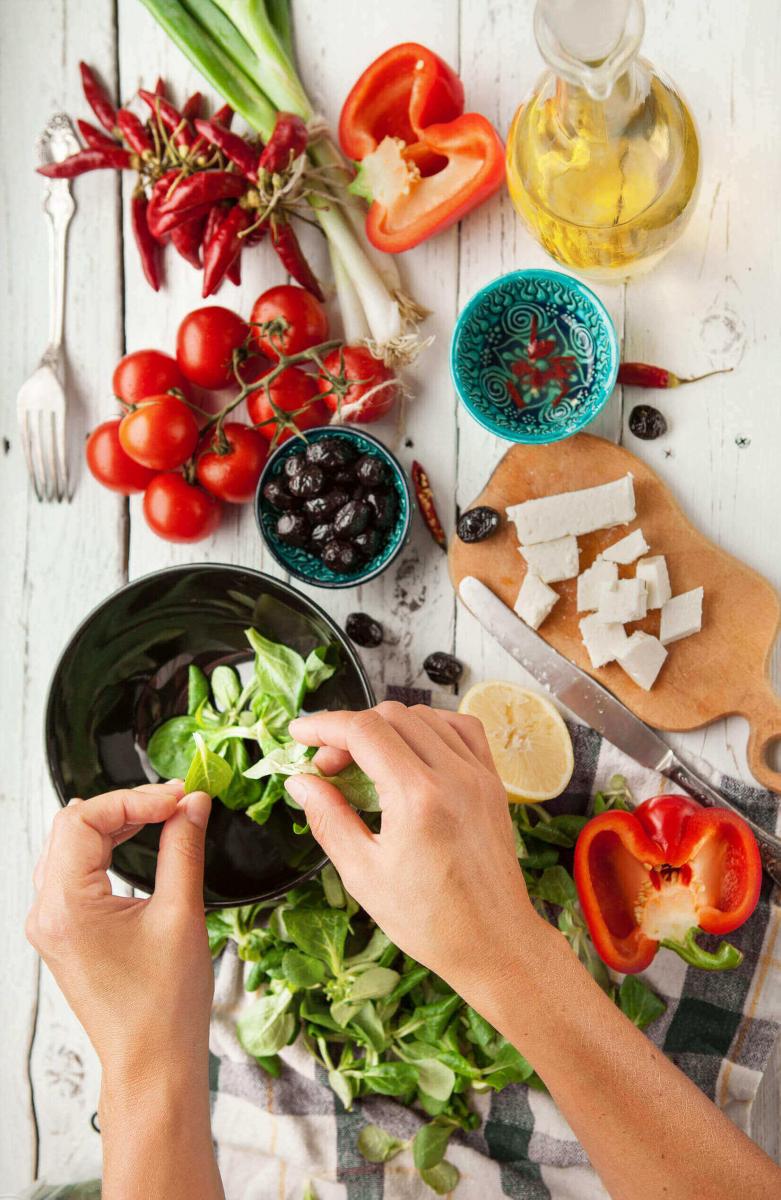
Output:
(255, 427), (412, 589)
(451, 269), (619, 444)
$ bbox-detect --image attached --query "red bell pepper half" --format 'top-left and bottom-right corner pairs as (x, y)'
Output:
(339, 42), (504, 253)
(574, 794), (761, 974)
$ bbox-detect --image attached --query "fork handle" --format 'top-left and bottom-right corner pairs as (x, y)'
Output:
(42, 163), (76, 361)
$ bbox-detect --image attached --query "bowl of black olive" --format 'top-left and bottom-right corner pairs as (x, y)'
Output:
(256, 427), (412, 588)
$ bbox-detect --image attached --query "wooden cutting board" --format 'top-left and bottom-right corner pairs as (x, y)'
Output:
(449, 433), (781, 795)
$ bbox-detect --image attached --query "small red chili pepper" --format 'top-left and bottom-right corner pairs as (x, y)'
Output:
(194, 118), (259, 181)
(617, 363), (734, 389)
(170, 213), (207, 269)
(258, 112), (308, 174)
(77, 119), (117, 151)
(117, 108), (153, 157)
(157, 170), (245, 215)
(226, 254), (242, 286)
(154, 76), (166, 97)
(411, 460), (447, 550)
(79, 62), (117, 135)
(131, 193), (161, 291)
(212, 103), (233, 128)
(245, 219), (268, 246)
(138, 88), (193, 150)
(269, 219), (324, 300)
(37, 146), (133, 178)
(203, 204), (251, 297)
(201, 203), (226, 250)
(182, 91), (203, 121)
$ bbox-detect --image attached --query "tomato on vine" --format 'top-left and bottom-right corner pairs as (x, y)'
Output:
(196, 423), (268, 504)
(250, 284), (329, 360)
(317, 346), (398, 423)
(247, 367), (328, 443)
(85, 419), (157, 494)
(176, 305), (251, 390)
(113, 349), (189, 404)
(118, 395), (200, 470)
(143, 474), (221, 543)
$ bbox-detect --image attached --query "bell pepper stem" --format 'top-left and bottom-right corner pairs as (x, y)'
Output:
(660, 927), (743, 972)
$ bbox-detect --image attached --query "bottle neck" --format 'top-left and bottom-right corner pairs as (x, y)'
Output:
(535, 0), (645, 101)
(553, 59), (650, 140)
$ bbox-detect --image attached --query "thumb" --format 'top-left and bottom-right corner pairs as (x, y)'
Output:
(285, 776), (373, 878)
(152, 791), (211, 910)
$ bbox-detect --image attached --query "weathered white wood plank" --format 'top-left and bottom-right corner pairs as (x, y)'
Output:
(1, 0), (125, 1188)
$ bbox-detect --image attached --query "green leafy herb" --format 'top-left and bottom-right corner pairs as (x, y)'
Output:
(618, 975), (667, 1029)
(413, 1119), (456, 1170)
(237, 988), (295, 1058)
(184, 732), (235, 799)
(420, 1160), (460, 1194)
(357, 1124), (406, 1163)
(211, 664), (242, 711)
(147, 714), (200, 780)
(593, 774), (633, 813)
(188, 664), (210, 715)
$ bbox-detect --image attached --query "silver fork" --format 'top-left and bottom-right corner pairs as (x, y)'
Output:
(17, 113), (79, 501)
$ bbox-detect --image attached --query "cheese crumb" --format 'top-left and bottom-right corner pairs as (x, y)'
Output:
(636, 555), (672, 610)
(519, 535), (579, 583)
(617, 631), (668, 690)
(577, 560), (619, 612)
(660, 587), (704, 644)
(514, 573), (559, 630)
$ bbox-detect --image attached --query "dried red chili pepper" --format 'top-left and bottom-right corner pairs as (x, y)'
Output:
(131, 193), (161, 291)
(212, 103), (233, 128)
(77, 118), (117, 150)
(226, 254), (242, 286)
(194, 118), (259, 181)
(154, 76), (166, 97)
(270, 219), (324, 301)
(170, 214), (207, 269)
(117, 108), (153, 157)
(182, 92), (203, 121)
(79, 62), (117, 135)
(37, 146), (133, 178)
(617, 363), (733, 389)
(411, 460), (447, 550)
(203, 204), (251, 297)
(138, 88), (193, 150)
(157, 171), (245, 215)
(258, 112), (308, 173)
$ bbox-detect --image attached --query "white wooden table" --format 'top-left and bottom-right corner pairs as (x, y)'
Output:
(2, 0), (779, 1189)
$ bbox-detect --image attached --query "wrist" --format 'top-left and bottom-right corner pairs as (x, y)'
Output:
(100, 1052), (211, 1128)
(442, 899), (557, 1013)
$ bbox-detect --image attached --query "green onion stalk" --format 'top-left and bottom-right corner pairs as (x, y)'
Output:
(139, 0), (426, 361)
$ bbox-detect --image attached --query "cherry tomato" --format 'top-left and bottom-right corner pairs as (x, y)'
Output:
(143, 474), (221, 543)
(118, 395), (200, 470)
(196, 423), (268, 504)
(250, 284), (329, 359)
(317, 346), (398, 423)
(113, 349), (189, 404)
(176, 305), (250, 390)
(247, 367), (328, 443)
(85, 419), (157, 494)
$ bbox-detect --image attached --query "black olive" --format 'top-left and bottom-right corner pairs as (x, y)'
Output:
(321, 539), (361, 573)
(351, 483), (366, 501)
(263, 479), (300, 511)
(310, 521), (335, 547)
(283, 453), (306, 479)
(353, 527), (383, 558)
(366, 488), (396, 529)
(457, 505), (501, 543)
(276, 512), (310, 547)
(629, 404), (668, 440)
(346, 612), (383, 647)
(423, 651), (463, 686)
(334, 465), (356, 485)
(303, 487), (350, 519)
(333, 498), (373, 538)
(305, 438), (355, 469)
(288, 465), (325, 498)
(355, 453), (387, 486)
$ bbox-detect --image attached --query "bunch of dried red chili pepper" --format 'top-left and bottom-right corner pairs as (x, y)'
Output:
(38, 63), (323, 300)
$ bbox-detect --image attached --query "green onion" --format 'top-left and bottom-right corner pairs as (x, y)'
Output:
(210, 0), (312, 118)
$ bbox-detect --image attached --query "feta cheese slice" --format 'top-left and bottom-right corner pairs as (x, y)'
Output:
(579, 614), (630, 668)
(597, 577), (648, 623)
(519, 534), (579, 583)
(577, 559), (619, 612)
(601, 528), (650, 564)
(514, 572), (559, 630)
(617, 631), (668, 691)
(506, 474), (636, 545)
(660, 587), (704, 644)
(636, 555), (672, 610)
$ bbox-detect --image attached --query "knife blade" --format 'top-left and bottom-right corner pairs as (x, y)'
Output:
(459, 575), (781, 884)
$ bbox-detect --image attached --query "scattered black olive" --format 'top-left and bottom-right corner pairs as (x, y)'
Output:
(423, 651), (463, 686)
(351, 483), (366, 500)
(366, 488), (396, 529)
(457, 505), (500, 543)
(263, 479), (300, 511)
(353, 527), (383, 558)
(629, 404), (667, 440)
(288, 465), (325, 498)
(303, 487), (350, 519)
(310, 521), (335, 547)
(322, 539), (361, 573)
(346, 612), (384, 647)
(334, 465), (356, 485)
(276, 512), (310, 547)
(305, 438), (355, 469)
(333, 498), (373, 538)
(355, 453), (387, 486)
(283, 453), (306, 479)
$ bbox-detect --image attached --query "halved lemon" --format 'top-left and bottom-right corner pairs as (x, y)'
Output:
(459, 681), (574, 803)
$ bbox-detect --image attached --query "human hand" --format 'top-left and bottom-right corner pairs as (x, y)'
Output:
(286, 703), (545, 1000)
(26, 782), (213, 1090)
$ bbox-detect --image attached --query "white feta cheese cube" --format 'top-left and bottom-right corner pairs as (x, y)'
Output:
(514, 572), (559, 630)
(519, 535), (579, 583)
(617, 631), (668, 691)
(577, 560), (619, 612)
(636, 555), (672, 610)
(597, 578), (648, 623)
(579, 614), (630, 668)
(601, 528), (650, 564)
(660, 587), (704, 644)
(506, 474), (636, 545)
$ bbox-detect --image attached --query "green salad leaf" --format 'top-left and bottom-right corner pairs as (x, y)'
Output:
(184, 733), (235, 799)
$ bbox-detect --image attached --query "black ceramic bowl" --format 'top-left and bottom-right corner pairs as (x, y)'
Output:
(45, 565), (374, 907)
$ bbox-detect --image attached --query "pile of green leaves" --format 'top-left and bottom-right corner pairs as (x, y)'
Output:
(207, 775), (665, 1194)
(146, 628), (376, 827)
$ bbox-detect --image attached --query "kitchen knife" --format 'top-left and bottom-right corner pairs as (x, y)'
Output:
(459, 575), (781, 886)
